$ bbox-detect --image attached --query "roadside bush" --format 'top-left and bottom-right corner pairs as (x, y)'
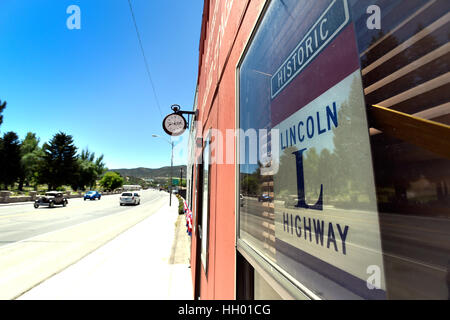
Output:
(176, 194), (184, 215)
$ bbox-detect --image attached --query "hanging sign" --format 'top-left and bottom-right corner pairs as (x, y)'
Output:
(162, 104), (197, 136)
(162, 113), (187, 136)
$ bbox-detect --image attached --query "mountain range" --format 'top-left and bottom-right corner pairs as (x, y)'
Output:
(110, 165), (187, 180)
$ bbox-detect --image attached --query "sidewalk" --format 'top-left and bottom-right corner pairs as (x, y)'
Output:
(18, 202), (193, 300)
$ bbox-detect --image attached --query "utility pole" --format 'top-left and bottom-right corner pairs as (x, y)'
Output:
(152, 134), (174, 207)
(170, 140), (173, 206)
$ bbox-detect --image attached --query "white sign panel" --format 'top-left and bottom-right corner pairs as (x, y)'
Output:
(273, 71), (386, 297)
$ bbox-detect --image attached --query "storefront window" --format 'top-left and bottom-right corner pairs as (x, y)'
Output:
(201, 137), (211, 272)
(238, 0), (449, 300)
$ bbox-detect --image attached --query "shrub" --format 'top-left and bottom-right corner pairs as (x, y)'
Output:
(177, 195), (184, 215)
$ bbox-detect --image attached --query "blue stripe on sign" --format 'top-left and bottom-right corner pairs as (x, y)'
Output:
(276, 239), (387, 300)
(271, 0), (350, 99)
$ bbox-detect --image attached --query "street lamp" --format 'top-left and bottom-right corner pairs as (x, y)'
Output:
(152, 134), (174, 206)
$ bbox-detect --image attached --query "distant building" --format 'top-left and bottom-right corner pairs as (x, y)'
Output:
(122, 185), (141, 191)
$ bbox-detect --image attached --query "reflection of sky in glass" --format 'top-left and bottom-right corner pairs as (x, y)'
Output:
(349, 0), (431, 52)
(239, 0), (333, 138)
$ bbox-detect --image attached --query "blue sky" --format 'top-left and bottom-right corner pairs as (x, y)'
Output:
(0, 0), (202, 169)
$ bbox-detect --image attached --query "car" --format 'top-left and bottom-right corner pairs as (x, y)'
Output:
(120, 192), (141, 206)
(34, 191), (68, 208)
(240, 194), (244, 207)
(258, 193), (273, 202)
(84, 190), (101, 201)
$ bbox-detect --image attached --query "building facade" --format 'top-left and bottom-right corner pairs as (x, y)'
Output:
(186, 0), (450, 300)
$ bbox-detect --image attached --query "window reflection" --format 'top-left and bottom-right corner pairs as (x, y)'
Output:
(354, 0), (450, 299)
(239, 0), (450, 299)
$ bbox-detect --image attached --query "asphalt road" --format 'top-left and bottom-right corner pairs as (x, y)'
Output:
(0, 189), (171, 299)
(0, 189), (166, 247)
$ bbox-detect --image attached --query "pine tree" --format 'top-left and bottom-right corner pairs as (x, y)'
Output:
(0, 100), (6, 128)
(40, 132), (79, 190)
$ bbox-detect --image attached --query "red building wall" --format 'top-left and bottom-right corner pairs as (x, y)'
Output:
(190, 0), (266, 299)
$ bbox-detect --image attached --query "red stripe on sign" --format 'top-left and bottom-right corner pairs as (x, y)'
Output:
(271, 24), (361, 126)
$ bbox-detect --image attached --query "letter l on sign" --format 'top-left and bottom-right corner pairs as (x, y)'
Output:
(293, 148), (323, 210)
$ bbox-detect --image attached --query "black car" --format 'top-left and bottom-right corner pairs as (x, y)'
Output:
(34, 191), (68, 208)
(258, 194), (273, 202)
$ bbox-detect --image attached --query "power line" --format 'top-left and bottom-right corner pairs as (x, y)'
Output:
(127, 0), (163, 119)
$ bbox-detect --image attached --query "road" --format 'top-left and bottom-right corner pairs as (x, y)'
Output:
(0, 189), (170, 299)
(0, 190), (166, 246)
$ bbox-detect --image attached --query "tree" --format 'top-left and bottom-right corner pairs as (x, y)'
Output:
(273, 146), (298, 201)
(93, 154), (107, 178)
(71, 158), (96, 191)
(241, 175), (260, 196)
(0, 100), (6, 128)
(318, 148), (338, 200)
(99, 171), (124, 191)
(19, 132), (44, 190)
(73, 148), (107, 191)
(332, 76), (377, 203)
(80, 148), (107, 184)
(40, 132), (79, 190)
(303, 147), (321, 201)
(0, 132), (22, 189)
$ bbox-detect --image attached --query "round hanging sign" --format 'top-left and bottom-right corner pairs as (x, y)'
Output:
(162, 113), (187, 136)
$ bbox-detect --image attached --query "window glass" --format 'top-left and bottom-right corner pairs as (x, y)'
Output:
(201, 137), (211, 272)
(351, 0), (450, 126)
(351, 0), (450, 299)
(238, 0), (450, 300)
(254, 270), (283, 300)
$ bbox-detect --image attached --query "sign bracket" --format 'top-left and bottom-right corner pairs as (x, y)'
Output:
(171, 104), (198, 129)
